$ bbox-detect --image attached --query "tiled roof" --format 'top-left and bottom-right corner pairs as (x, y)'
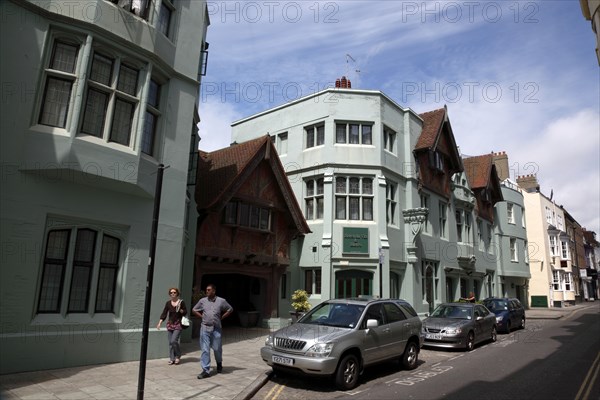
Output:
(196, 135), (310, 234)
(197, 136), (268, 209)
(416, 107), (446, 150)
(463, 154), (494, 189)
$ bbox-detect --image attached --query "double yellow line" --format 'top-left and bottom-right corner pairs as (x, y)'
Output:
(575, 351), (600, 400)
(263, 382), (285, 400)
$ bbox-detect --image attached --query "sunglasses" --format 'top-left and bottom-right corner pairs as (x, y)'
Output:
(169, 292), (177, 294)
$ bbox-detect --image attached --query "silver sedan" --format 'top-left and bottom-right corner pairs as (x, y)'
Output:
(422, 303), (497, 351)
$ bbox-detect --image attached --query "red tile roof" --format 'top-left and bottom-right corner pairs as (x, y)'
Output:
(196, 135), (310, 234)
(463, 154), (494, 189)
(416, 107), (446, 150)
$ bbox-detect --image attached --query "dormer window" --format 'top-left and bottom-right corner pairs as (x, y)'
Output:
(428, 150), (444, 173)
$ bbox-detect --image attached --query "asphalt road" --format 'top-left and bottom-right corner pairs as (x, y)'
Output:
(254, 305), (600, 400)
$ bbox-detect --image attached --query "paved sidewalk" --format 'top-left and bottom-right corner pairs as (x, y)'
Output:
(525, 301), (598, 320)
(0, 326), (273, 400)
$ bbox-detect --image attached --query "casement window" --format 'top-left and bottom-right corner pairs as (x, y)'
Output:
(335, 122), (372, 145)
(510, 238), (518, 261)
(561, 240), (569, 260)
(142, 79), (161, 156)
(386, 181), (397, 225)
(487, 224), (494, 254)
(428, 150), (444, 173)
(305, 124), (324, 148)
(420, 194), (429, 233)
(421, 260), (439, 306)
(522, 208), (526, 227)
(39, 41), (80, 128)
(224, 201), (271, 231)
(552, 270), (560, 290)
(556, 215), (564, 231)
(272, 132), (288, 155)
(455, 210), (463, 242)
(335, 176), (373, 221)
(304, 269), (322, 295)
(158, 0), (176, 38)
(111, 0), (151, 19)
(383, 126), (396, 153)
(439, 202), (447, 238)
(464, 212), (472, 244)
(524, 240), (529, 263)
(564, 273), (572, 291)
(305, 178), (324, 220)
(38, 227), (121, 314)
(80, 51), (141, 147)
(549, 235), (558, 257)
(545, 206), (553, 225)
(507, 203), (514, 224)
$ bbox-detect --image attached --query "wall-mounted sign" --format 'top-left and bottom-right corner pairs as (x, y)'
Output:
(343, 228), (369, 254)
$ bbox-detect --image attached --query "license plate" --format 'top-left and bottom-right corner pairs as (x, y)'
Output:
(426, 333), (443, 340)
(272, 355), (294, 365)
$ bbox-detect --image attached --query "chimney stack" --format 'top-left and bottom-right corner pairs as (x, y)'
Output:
(492, 151), (509, 181)
(335, 76), (352, 88)
(516, 174), (540, 193)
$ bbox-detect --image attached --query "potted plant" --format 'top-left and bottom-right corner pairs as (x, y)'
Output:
(290, 289), (311, 322)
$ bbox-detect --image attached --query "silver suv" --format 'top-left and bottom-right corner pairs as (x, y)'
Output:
(260, 298), (424, 390)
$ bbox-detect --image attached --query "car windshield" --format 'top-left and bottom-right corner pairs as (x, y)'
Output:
(484, 299), (508, 311)
(300, 303), (365, 328)
(430, 305), (472, 320)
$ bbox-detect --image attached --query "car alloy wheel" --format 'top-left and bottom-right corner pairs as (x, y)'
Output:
(466, 332), (475, 351)
(401, 341), (419, 370)
(491, 326), (497, 343)
(520, 317), (526, 329)
(335, 354), (359, 390)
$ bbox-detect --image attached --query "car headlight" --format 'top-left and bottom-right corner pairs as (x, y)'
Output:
(265, 335), (273, 348)
(305, 343), (334, 358)
(496, 316), (504, 322)
(445, 327), (462, 334)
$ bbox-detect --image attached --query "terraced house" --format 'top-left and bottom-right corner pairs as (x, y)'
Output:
(0, 0), (210, 373)
(226, 78), (531, 326)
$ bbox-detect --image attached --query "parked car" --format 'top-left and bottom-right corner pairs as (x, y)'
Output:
(261, 298), (424, 390)
(482, 297), (526, 333)
(422, 302), (497, 351)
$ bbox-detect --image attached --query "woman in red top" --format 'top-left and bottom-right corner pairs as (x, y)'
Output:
(157, 287), (187, 365)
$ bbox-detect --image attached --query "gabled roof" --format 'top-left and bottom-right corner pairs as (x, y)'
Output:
(416, 106), (463, 173)
(196, 135), (310, 234)
(463, 154), (503, 202)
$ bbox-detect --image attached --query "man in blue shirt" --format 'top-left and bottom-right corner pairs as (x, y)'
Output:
(192, 283), (233, 378)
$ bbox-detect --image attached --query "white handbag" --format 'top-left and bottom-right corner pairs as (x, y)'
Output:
(177, 300), (190, 329)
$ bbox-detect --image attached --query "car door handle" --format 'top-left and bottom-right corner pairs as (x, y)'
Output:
(383, 328), (391, 333)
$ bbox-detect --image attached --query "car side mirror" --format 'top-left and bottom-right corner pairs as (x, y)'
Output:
(476, 316), (484, 321)
(366, 319), (378, 328)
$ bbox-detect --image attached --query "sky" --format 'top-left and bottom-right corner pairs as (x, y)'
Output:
(196, 0), (600, 235)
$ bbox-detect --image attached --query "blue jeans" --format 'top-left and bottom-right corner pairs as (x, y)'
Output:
(200, 326), (222, 373)
(167, 329), (182, 361)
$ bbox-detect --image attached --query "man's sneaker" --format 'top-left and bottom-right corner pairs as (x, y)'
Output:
(197, 371), (210, 379)
(217, 363), (223, 373)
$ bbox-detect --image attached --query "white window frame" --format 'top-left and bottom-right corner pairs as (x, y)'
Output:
(335, 122), (373, 145)
(510, 238), (518, 262)
(561, 240), (569, 260)
(456, 209), (463, 242)
(420, 194), (430, 233)
(304, 268), (322, 295)
(386, 181), (397, 225)
(439, 202), (447, 239)
(335, 176), (374, 221)
(545, 206), (553, 225)
(305, 177), (324, 220)
(383, 125), (396, 153)
(507, 203), (515, 224)
(552, 270), (560, 290)
(305, 123), (325, 149)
